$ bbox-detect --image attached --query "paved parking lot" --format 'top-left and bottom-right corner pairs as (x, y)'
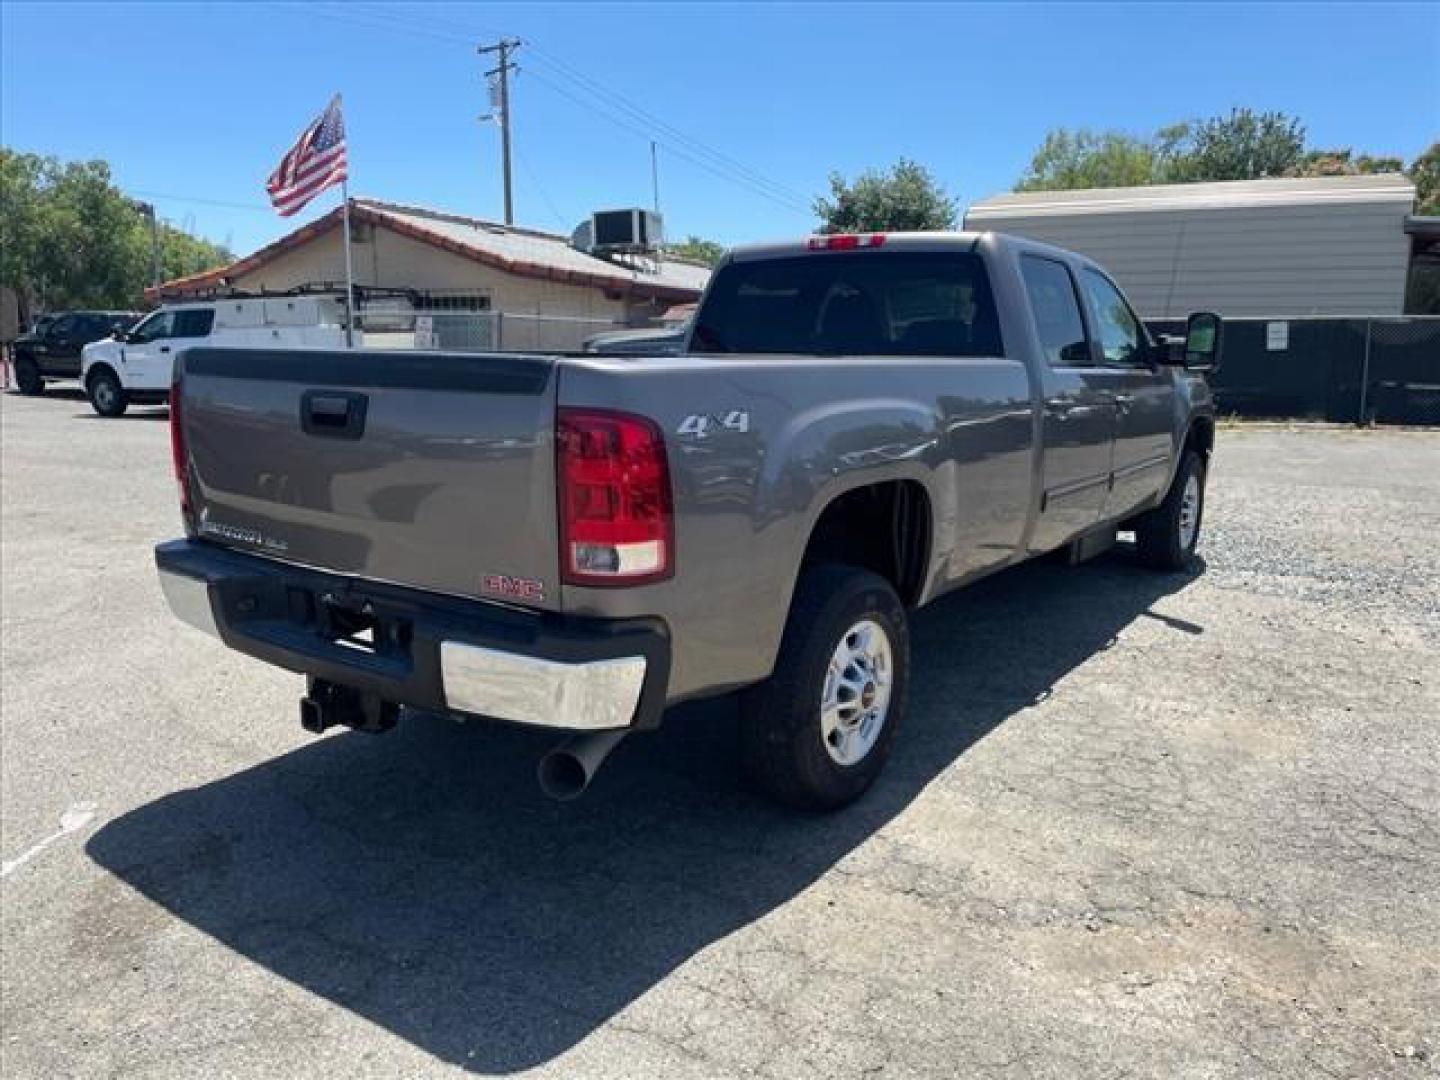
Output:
(2, 389), (1437, 1079)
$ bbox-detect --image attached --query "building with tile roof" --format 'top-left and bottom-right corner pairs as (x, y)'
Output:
(149, 198), (710, 350)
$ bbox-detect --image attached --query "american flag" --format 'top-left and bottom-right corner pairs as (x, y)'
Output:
(266, 95), (348, 217)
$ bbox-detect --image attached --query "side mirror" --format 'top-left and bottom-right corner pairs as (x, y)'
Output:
(1058, 341), (1091, 366)
(1184, 312), (1222, 372)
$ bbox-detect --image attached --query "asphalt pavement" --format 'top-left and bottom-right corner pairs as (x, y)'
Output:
(2, 389), (1437, 1078)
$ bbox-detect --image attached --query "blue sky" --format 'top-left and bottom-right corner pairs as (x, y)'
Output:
(3, 2), (1437, 257)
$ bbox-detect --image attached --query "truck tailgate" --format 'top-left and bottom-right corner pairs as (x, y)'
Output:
(179, 347), (561, 611)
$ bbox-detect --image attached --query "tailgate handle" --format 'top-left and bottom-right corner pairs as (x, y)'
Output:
(301, 390), (368, 439)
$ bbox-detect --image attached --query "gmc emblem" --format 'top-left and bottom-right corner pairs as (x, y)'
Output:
(481, 574), (545, 603)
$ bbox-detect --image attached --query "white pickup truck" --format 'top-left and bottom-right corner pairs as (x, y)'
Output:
(81, 296), (347, 416)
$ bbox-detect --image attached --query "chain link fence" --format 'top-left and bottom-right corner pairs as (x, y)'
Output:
(356, 291), (624, 354)
(1146, 316), (1440, 426)
(1363, 319), (1440, 426)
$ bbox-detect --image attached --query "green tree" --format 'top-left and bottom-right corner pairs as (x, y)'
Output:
(1290, 148), (1405, 178)
(1409, 143), (1440, 215)
(1164, 108), (1306, 182)
(1017, 129), (1162, 191)
(814, 159), (956, 233)
(666, 235), (726, 266)
(0, 147), (231, 312)
(1014, 109), (1319, 191)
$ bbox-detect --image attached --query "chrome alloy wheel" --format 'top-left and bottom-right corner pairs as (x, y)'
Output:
(1178, 473), (1201, 550)
(820, 618), (894, 766)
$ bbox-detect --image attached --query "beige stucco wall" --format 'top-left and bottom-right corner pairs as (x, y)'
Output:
(228, 223), (638, 343)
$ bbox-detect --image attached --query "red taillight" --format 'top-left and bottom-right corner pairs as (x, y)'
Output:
(169, 374), (189, 517)
(807, 233), (887, 251)
(557, 407), (673, 586)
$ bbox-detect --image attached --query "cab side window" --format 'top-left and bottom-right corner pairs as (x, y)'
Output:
(130, 311), (176, 343)
(48, 314), (79, 339)
(1020, 256), (1090, 367)
(1079, 269), (1145, 367)
(173, 309), (215, 338)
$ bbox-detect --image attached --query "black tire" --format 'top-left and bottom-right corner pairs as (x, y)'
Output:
(741, 564), (910, 811)
(86, 366), (128, 418)
(14, 355), (45, 396)
(1134, 449), (1206, 570)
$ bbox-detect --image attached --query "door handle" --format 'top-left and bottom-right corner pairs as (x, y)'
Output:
(159, 345), (171, 354)
(301, 390), (368, 439)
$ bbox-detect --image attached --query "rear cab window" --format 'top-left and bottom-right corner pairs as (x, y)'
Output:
(692, 251), (1003, 357)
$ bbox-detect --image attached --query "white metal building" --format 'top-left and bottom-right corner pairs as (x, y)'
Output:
(965, 174), (1418, 318)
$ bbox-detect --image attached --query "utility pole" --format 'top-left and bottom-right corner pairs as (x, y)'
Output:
(135, 200), (161, 288)
(478, 38), (520, 225)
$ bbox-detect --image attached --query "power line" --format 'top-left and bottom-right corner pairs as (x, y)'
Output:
(287, 2), (474, 47)
(287, 2), (812, 216)
(126, 189), (274, 213)
(334, 2), (510, 43)
(522, 43), (811, 206)
(340, 0), (800, 204)
(512, 141), (571, 231)
(524, 68), (810, 214)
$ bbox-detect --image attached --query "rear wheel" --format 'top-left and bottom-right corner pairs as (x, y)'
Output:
(741, 564), (909, 810)
(14, 355), (44, 396)
(86, 367), (128, 418)
(1134, 449), (1205, 570)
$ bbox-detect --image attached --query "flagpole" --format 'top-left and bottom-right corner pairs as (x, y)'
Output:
(341, 180), (356, 347)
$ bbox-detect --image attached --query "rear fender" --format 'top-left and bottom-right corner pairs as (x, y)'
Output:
(753, 397), (950, 642)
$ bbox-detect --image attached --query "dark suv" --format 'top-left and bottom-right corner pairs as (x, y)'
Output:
(13, 310), (142, 394)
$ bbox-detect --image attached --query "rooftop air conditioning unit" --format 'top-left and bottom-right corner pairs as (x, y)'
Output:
(581, 208), (664, 254)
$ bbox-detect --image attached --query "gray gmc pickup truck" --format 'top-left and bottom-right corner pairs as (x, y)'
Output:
(156, 232), (1220, 809)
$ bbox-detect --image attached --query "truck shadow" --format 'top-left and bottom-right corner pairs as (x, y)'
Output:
(87, 551), (1202, 1073)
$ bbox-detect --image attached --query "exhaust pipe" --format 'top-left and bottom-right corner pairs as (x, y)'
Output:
(537, 729), (628, 801)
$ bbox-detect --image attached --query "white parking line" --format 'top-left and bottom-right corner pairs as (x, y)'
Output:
(1, 804), (98, 879)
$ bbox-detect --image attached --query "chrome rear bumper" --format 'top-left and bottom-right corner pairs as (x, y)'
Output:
(154, 540), (668, 732)
(439, 644), (645, 731)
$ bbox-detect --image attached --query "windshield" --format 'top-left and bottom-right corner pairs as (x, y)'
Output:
(692, 251), (1002, 357)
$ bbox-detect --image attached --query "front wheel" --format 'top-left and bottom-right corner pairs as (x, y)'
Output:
(1134, 449), (1206, 570)
(86, 367), (128, 417)
(13, 355), (45, 395)
(741, 564), (910, 811)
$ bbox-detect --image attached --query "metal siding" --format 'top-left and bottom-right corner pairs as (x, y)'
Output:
(968, 192), (1412, 319)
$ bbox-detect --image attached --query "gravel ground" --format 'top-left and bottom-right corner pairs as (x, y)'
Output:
(2, 390), (1437, 1079)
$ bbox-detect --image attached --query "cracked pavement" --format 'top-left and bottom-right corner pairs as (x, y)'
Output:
(2, 392), (1437, 1078)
